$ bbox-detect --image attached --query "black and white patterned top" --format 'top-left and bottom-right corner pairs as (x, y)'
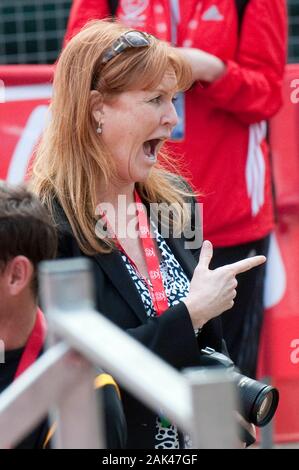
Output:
(120, 222), (191, 449)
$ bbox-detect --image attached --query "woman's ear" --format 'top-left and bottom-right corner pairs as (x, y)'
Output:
(90, 90), (104, 123)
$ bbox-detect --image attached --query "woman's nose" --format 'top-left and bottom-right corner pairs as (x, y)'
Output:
(161, 102), (179, 129)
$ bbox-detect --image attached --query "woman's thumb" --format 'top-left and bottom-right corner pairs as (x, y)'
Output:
(198, 240), (213, 269)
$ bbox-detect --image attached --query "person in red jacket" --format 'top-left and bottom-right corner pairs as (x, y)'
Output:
(64, 0), (287, 378)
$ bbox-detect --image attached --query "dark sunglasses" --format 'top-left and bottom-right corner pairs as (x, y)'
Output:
(101, 30), (151, 66)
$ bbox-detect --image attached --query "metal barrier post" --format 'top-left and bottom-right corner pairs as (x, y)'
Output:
(184, 368), (239, 449)
(39, 258), (103, 449)
(53, 360), (104, 449)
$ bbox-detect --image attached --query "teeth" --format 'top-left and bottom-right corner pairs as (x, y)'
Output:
(143, 141), (157, 162)
(148, 153), (156, 162)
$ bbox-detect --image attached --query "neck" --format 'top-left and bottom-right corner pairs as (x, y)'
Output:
(96, 183), (139, 241)
(0, 298), (37, 351)
(98, 183), (136, 207)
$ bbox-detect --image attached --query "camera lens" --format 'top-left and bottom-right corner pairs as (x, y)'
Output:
(255, 387), (279, 426)
(236, 375), (279, 427)
(257, 395), (272, 422)
(199, 347), (280, 427)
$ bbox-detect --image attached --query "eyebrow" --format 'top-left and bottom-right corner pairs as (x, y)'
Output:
(151, 87), (178, 94)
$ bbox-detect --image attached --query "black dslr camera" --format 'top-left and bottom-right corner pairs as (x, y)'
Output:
(200, 347), (279, 427)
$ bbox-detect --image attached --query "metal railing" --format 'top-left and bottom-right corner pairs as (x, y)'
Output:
(0, 258), (239, 449)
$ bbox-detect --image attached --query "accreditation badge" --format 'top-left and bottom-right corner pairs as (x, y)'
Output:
(171, 92), (185, 141)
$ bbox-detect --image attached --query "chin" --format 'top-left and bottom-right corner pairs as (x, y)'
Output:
(137, 172), (152, 183)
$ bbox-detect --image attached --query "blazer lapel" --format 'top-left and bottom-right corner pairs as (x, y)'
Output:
(94, 249), (149, 324)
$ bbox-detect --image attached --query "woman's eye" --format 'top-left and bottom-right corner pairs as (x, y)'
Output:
(150, 96), (162, 104)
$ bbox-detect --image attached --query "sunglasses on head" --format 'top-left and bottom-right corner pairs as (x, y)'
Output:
(101, 30), (151, 66)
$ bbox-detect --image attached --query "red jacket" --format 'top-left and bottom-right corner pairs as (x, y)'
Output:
(65, 0), (287, 246)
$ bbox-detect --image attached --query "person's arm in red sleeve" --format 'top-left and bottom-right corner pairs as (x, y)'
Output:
(64, 0), (110, 44)
(180, 0), (287, 125)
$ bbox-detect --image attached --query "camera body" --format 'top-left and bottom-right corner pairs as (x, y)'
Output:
(199, 347), (279, 427)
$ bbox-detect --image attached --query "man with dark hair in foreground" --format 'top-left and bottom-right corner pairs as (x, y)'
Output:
(0, 182), (57, 447)
(0, 182), (126, 448)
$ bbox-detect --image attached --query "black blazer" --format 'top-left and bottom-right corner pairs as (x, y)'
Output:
(52, 197), (223, 449)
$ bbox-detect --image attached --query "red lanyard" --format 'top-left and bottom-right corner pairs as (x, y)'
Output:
(14, 309), (47, 379)
(134, 191), (169, 316)
(98, 191), (169, 316)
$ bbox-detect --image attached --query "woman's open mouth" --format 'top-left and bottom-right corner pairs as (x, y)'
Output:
(143, 139), (161, 162)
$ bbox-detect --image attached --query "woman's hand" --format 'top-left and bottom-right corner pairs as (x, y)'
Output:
(183, 240), (266, 329)
(177, 47), (226, 83)
(236, 412), (257, 448)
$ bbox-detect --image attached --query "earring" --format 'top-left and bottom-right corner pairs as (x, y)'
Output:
(96, 121), (103, 134)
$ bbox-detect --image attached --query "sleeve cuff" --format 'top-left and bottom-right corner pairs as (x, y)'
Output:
(157, 302), (202, 369)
